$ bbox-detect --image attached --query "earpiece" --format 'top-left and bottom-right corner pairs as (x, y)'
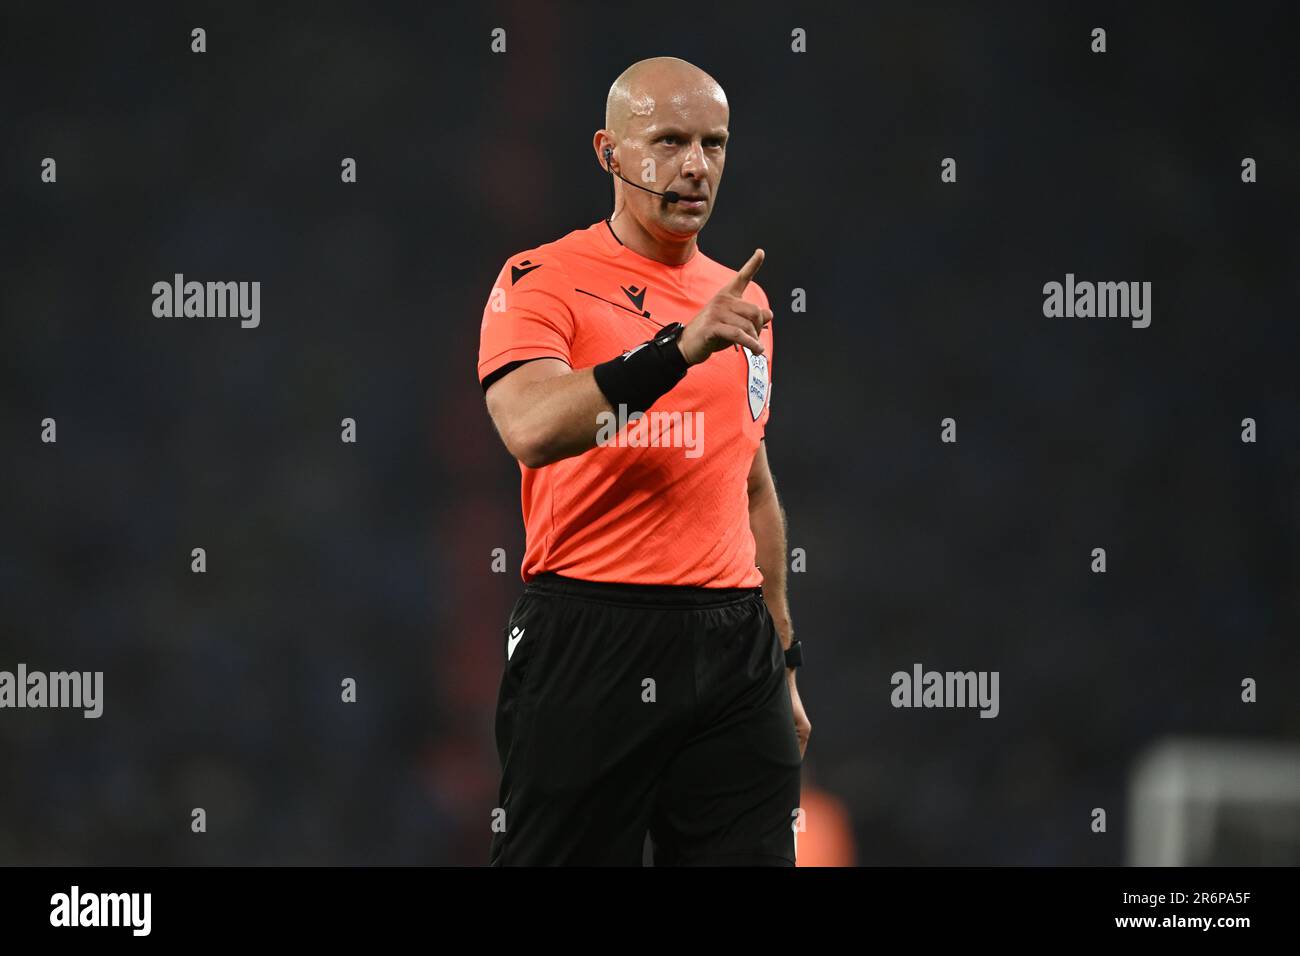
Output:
(602, 143), (680, 204)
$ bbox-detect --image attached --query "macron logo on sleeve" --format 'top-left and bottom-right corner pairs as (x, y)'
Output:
(511, 260), (542, 285)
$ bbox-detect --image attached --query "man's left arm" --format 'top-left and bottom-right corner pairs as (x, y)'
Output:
(747, 441), (811, 758)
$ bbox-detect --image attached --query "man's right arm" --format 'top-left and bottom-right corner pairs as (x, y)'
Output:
(484, 360), (612, 469)
(482, 248), (771, 469)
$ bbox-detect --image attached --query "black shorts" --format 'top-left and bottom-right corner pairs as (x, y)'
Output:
(489, 572), (802, 866)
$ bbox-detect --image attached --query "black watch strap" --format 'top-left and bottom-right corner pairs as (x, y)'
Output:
(784, 640), (803, 670)
(653, 321), (686, 352)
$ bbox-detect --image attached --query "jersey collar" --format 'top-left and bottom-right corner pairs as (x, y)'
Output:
(598, 218), (702, 273)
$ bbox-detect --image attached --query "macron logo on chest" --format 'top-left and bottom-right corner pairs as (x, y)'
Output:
(621, 284), (648, 313)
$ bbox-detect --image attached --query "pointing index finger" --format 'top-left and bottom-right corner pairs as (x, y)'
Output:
(724, 248), (765, 296)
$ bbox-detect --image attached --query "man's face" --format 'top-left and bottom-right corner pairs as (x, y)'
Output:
(614, 87), (729, 240)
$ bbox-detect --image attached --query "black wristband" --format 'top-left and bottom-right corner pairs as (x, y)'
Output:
(592, 323), (690, 416)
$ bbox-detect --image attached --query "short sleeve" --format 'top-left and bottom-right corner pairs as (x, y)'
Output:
(477, 254), (577, 387)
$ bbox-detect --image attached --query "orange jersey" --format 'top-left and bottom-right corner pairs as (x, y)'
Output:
(478, 220), (774, 587)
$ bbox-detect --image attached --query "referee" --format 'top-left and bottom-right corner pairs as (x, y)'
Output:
(478, 56), (810, 866)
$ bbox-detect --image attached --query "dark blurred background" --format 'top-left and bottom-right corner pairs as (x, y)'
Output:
(2, 1), (1297, 865)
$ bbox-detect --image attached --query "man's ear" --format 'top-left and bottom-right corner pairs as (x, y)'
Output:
(593, 130), (617, 171)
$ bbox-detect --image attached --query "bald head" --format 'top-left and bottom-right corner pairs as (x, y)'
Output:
(605, 57), (727, 136)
